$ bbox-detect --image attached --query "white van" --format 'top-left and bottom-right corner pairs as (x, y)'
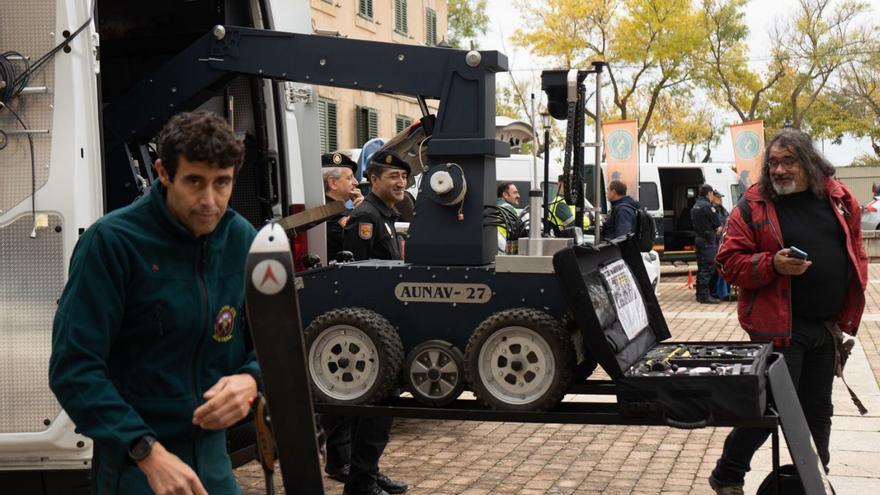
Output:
(652, 163), (738, 261)
(600, 162), (739, 262)
(494, 153), (563, 202)
(0, 0), (323, 490)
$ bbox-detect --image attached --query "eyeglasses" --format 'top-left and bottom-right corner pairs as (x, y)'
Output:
(765, 156), (799, 170)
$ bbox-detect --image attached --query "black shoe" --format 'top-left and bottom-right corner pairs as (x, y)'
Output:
(376, 472), (408, 494)
(325, 464), (350, 483)
(343, 483), (390, 495)
(708, 475), (744, 495)
(697, 296), (721, 304)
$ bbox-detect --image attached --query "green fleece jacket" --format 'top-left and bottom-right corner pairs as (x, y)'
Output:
(49, 182), (258, 494)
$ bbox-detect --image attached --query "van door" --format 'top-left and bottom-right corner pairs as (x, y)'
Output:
(638, 164), (663, 251)
(657, 165), (706, 261)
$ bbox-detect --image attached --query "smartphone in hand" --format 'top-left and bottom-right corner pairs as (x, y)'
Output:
(788, 245), (809, 261)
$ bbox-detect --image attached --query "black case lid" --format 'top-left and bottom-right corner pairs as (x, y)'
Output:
(552, 237), (670, 379)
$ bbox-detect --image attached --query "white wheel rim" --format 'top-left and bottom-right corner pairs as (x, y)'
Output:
(408, 347), (460, 400)
(309, 325), (380, 401)
(477, 326), (555, 405)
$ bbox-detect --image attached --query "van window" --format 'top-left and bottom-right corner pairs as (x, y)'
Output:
(638, 182), (659, 210)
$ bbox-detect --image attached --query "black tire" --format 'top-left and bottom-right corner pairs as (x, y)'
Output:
(304, 307), (404, 405)
(403, 340), (466, 407)
(465, 308), (575, 411)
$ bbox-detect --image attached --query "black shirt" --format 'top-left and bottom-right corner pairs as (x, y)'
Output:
(774, 190), (848, 321)
(343, 192), (401, 261)
(325, 195), (351, 260)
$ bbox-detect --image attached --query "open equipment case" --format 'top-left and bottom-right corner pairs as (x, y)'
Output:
(552, 236), (772, 425)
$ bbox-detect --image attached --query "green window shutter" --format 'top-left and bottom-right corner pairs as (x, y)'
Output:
(318, 100), (327, 154)
(356, 106), (365, 147)
(359, 0), (373, 19)
(368, 109), (379, 141)
(327, 101), (338, 152)
(395, 115), (412, 134)
(356, 106), (377, 147)
(426, 8), (437, 46)
(395, 0), (407, 34)
(318, 98), (338, 154)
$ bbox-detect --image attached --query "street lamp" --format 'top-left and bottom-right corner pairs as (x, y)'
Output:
(541, 111), (551, 131)
(647, 143), (656, 163)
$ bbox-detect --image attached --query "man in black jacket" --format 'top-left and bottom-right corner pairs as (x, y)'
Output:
(322, 151), (363, 260)
(692, 184), (722, 303)
(324, 150), (410, 495)
(603, 179), (641, 240)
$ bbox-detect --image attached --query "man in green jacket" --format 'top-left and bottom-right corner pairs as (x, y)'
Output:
(49, 111), (259, 495)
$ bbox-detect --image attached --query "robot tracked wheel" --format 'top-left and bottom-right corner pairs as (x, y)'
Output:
(304, 308), (404, 405)
(403, 340), (466, 407)
(464, 308), (575, 411)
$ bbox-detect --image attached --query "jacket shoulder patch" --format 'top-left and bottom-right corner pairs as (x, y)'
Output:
(359, 223), (373, 240)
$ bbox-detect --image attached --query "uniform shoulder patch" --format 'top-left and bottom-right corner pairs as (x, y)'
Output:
(359, 222), (373, 240)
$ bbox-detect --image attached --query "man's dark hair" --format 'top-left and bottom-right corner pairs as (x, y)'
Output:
(759, 129), (835, 201)
(497, 182), (515, 198)
(608, 180), (627, 196)
(698, 184), (714, 197)
(158, 111), (244, 180)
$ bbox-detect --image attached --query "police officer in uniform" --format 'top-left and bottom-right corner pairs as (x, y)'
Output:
(692, 184), (722, 304)
(343, 150), (409, 261)
(322, 151), (363, 260)
(322, 149), (409, 495)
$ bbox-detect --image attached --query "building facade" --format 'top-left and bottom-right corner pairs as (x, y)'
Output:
(310, 0), (448, 154)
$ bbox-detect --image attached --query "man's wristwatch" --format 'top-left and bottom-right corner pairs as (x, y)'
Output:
(128, 435), (157, 463)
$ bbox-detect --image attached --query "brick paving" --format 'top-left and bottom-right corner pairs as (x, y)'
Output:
(236, 264), (880, 494)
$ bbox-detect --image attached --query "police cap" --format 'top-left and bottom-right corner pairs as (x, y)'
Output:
(699, 184), (714, 197)
(369, 149), (410, 173)
(321, 151), (358, 173)
(713, 189), (724, 197)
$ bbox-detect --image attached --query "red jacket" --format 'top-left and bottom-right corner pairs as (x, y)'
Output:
(717, 179), (868, 341)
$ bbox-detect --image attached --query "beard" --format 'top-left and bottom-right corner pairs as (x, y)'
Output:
(771, 175), (797, 195)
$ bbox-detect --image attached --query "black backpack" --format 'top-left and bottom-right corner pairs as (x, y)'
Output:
(619, 203), (656, 252)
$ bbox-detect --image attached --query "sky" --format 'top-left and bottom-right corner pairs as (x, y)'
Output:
(476, 0), (880, 166)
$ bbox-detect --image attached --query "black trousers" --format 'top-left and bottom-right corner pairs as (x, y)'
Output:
(696, 239), (717, 300)
(711, 320), (835, 485)
(319, 414), (393, 489)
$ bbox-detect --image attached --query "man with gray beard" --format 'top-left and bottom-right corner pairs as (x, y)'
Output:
(708, 129), (867, 494)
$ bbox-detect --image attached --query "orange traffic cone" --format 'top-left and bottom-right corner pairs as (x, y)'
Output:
(683, 269), (695, 290)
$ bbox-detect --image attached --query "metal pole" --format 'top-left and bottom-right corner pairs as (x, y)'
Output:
(543, 126), (551, 235)
(593, 62), (604, 244)
(529, 94), (541, 240)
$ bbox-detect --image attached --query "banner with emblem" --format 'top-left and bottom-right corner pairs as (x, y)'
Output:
(729, 121), (765, 194)
(602, 120), (639, 201)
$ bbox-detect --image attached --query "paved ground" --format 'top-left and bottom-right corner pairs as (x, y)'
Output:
(236, 264), (880, 494)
